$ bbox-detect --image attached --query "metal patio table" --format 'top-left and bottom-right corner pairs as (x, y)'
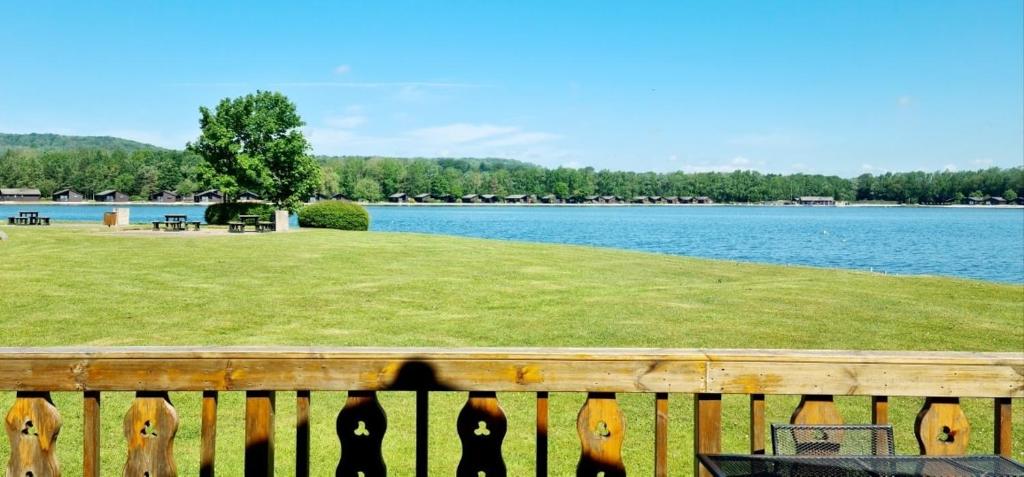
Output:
(698, 454), (1024, 477)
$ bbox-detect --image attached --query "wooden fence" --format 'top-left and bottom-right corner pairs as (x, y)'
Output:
(0, 347), (1020, 476)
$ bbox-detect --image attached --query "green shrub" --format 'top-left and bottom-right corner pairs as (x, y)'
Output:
(298, 201), (370, 230)
(204, 203), (277, 225)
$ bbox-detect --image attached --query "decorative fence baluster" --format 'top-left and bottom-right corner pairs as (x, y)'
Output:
(915, 397), (970, 455)
(337, 391), (387, 477)
(576, 392), (626, 477)
(457, 391), (507, 477)
(123, 391), (178, 477)
(790, 395), (843, 425)
(84, 391), (101, 477)
(6, 391), (62, 477)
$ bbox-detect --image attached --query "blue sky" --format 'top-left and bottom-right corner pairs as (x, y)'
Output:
(1, 1), (1021, 176)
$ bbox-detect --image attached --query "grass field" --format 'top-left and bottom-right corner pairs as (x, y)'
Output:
(0, 224), (1021, 475)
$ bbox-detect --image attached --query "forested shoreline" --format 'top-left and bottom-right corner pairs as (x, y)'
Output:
(1, 145), (1021, 204)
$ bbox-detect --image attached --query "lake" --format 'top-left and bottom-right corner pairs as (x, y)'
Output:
(2, 204), (1022, 283)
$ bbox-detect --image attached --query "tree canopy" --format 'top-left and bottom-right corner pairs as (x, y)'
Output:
(186, 91), (321, 209)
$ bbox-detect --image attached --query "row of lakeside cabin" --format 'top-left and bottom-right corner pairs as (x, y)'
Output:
(383, 193), (716, 204)
(0, 188), (255, 203)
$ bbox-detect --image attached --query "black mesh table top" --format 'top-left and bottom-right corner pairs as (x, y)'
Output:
(698, 454), (1024, 477)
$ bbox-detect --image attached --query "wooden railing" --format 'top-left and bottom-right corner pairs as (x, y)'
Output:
(0, 347), (1020, 476)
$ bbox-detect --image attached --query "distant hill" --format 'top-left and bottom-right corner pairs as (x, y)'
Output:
(0, 132), (164, 152)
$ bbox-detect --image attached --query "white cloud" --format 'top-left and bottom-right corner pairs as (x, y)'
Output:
(480, 132), (560, 147)
(678, 156), (764, 173)
(333, 64), (351, 75)
(324, 115), (367, 129)
(970, 158), (994, 167)
(408, 123), (519, 144)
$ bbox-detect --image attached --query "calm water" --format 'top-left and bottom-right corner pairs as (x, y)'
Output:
(3, 204), (1022, 283)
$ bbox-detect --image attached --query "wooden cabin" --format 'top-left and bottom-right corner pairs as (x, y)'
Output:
(432, 193), (456, 203)
(237, 191), (261, 202)
(795, 196), (835, 206)
(331, 193), (351, 202)
(695, 196), (714, 204)
(540, 195), (560, 204)
(388, 193), (408, 203)
(194, 190), (223, 203)
(307, 193), (328, 203)
(649, 196), (664, 204)
(149, 190), (180, 203)
(1015, 196), (1024, 205)
(480, 194), (500, 203)
(988, 196), (1008, 205)
(664, 196), (679, 204)
(0, 188), (41, 201)
(505, 194), (531, 204)
(95, 190), (130, 202)
(52, 189), (84, 202)
(632, 196), (650, 204)
(462, 194), (481, 203)
(413, 193), (432, 203)
(678, 196), (694, 204)
(600, 196), (618, 204)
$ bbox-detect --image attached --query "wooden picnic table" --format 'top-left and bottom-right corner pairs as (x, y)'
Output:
(7, 211), (49, 226)
(697, 454), (1024, 476)
(229, 215), (274, 233)
(151, 214), (201, 231)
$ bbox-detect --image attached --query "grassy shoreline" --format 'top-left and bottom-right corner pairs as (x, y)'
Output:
(0, 225), (1020, 473)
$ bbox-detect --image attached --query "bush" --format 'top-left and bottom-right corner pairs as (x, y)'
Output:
(298, 201), (370, 231)
(204, 203), (277, 225)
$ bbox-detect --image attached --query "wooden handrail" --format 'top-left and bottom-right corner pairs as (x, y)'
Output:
(0, 347), (1019, 476)
(0, 347), (1019, 395)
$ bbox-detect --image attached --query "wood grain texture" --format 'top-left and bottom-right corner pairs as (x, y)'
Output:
(200, 391), (217, 477)
(576, 392), (626, 477)
(655, 392), (669, 477)
(694, 393), (721, 477)
(84, 391), (100, 477)
(244, 391), (275, 477)
(994, 397), (1012, 457)
(749, 393), (765, 454)
(0, 347), (1016, 396)
(296, 391), (310, 477)
(123, 392), (178, 477)
(915, 397), (970, 456)
(5, 392), (61, 477)
(456, 391), (507, 477)
(536, 392), (548, 477)
(336, 391), (386, 477)
(790, 395), (843, 425)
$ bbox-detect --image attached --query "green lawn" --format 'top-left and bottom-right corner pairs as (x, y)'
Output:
(0, 224), (1021, 475)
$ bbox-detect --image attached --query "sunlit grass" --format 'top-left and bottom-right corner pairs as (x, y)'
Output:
(0, 224), (1020, 474)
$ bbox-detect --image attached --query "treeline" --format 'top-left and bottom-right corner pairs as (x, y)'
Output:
(1, 147), (1022, 203)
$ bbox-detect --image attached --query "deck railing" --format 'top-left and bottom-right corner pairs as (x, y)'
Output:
(0, 347), (1020, 476)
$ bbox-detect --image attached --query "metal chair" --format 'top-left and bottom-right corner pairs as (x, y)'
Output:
(771, 424), (895, 456)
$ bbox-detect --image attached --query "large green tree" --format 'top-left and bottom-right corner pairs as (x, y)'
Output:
(187, 91), (321, 209)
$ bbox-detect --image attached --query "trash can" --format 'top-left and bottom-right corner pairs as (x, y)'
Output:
(103, 212), (117, 227)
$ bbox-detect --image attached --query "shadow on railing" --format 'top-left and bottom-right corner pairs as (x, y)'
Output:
(0, 347), (1020, 476)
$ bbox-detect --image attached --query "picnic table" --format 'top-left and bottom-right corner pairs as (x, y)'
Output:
(698, 454), (1024, 477)
(6, 211), (50, 226)
(151, 214), (201, 232)
(229, 214), (275, 233)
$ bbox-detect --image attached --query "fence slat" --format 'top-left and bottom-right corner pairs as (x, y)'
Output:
(337, 391), (387, 476)
(416, 390), (428, 477)
(872, 395), (889, 424)
(655, 392), (669, 476)
(791, 395), (843, 424)
(457, 391), (507, 476)
(296, 390), (310, 477)
(123, 391), (178, 476)
(995, 397), (1012, 457)
(915, 397), (970, 455)
(750, 393), (765, 454)
(577, 392), (626, 477)
(201, 390), (218, 477)
(245, 390), (276, 477)
(536, 391), (548, 477)
(694, 393), (722, 477)
(84, 390), (101, 477)
(6, 391), (61, 477)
